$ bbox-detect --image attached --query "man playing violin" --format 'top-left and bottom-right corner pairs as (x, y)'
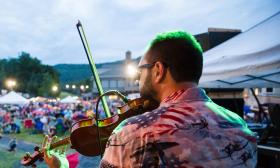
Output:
(43, 31), (257, 167)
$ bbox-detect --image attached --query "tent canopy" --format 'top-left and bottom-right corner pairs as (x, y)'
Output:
(0, 91), (29, 105)
(200, 12), (280, 88)
(60, 96), (78, 103)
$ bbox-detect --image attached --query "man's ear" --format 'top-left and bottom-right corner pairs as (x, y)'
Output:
(153, 62), (166, 83)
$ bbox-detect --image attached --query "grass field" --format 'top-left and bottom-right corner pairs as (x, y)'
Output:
(0, 149), (49, 168)
(10, 128), (45, 145)
(0, 149), (25, 168)
(9, 128), (70, 145)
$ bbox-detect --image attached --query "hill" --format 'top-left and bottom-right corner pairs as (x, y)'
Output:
(54, 64), (91, 84)
(53, 59), (126, 84)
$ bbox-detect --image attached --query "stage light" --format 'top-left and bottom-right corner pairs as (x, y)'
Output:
(126, 64), (137, 78)
(52, 85), (58, 92)
(5, 79), (16, 91)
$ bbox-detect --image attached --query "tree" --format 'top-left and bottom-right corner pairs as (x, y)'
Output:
(0, 52), (60, 97)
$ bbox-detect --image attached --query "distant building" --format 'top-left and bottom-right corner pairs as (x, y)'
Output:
(92, 28), (241, 94)
(92, 51), (139, 94)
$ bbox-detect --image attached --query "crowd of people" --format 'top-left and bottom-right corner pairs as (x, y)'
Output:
(0, 96), (123, 138)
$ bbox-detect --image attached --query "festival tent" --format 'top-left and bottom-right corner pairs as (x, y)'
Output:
(60, 96), (79, 103)
(29, 96), (47, 102)
(199, 12), (280, 88)
(0, 91), (29, 105)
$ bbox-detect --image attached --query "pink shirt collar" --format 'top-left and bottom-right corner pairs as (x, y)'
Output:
(161, 87), (210, 105)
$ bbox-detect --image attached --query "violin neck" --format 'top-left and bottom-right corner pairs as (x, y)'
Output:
(49, 137), (71, 150)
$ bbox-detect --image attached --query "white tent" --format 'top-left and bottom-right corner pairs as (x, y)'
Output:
(0, 91), (29, 105)
(60, 96), (79, 103)
(200, 12), (280, 88)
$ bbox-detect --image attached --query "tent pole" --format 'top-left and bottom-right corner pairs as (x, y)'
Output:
(250, 88), (264, 123)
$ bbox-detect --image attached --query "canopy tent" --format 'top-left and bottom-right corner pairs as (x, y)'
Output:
(200, 12), (280, 88)
(29, 96), (47, 102)
(0, 91), (29, 105)
(60, 96), (79, 103)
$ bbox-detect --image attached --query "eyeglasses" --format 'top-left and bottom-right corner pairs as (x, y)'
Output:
(138, 61), (168, 71)
(136, 61), (168, 80)
(135, 62), (156, 80)
(138, 62), (156, 70)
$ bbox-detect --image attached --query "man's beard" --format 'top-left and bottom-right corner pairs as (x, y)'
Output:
(139, 72), (158, 101)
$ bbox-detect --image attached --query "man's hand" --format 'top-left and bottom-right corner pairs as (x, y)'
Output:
(42, 135), (69, 168)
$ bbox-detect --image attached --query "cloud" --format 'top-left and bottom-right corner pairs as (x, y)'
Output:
(0, 0), (279, 65)
(113, 0), (160, 11)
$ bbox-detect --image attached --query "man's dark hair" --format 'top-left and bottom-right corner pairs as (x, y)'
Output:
(146, 31), (203, 83)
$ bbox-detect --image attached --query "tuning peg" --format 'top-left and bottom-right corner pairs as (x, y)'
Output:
(34, 146), (40, 151)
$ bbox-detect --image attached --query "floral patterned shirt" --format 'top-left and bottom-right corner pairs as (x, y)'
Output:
(100, 87), (257, 168)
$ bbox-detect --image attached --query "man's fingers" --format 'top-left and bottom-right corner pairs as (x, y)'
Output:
(42, 135), (56, 160)
(42, 146), (51, 160)
(51, 136), (58, 152)
(42, 135), (49, 149)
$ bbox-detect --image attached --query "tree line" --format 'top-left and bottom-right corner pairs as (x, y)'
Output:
(0, 52), (60, 97)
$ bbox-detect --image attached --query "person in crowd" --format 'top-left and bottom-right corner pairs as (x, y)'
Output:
(3, 111), (11, 124)
(33, 116), (44, 134)
(3, 122), (11, 134)
(43, 31), (257, 167)
(41, 113), (49, 135)
(10, 115), (21, 133)
(48, 126), (57, 137)
(63, 107), (73, 130)
(55, 113), (66, 134)
(0, 111), (4, 124)
(8, 137), (17, 152)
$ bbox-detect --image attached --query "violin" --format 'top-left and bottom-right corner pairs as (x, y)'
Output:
(21, 97), (158, 167)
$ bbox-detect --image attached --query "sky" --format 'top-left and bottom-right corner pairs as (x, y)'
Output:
(0, 0), (279, 65)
